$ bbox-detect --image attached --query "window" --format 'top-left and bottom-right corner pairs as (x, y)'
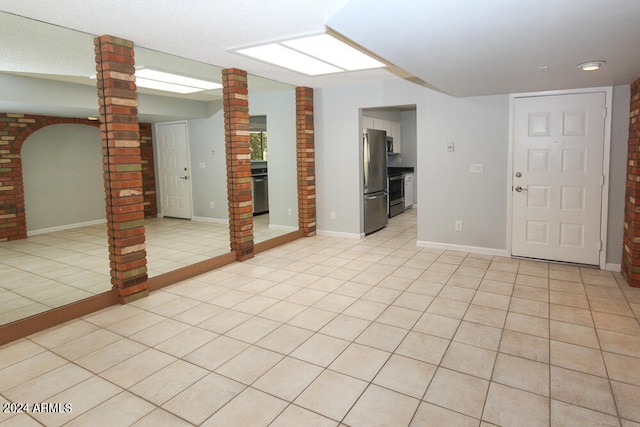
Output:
(250, 115), (268, 160)
(250, 130), (268, 160)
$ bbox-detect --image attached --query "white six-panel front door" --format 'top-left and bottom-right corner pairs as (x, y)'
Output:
(512, 92), (606, 265)
(156, 122), (192, 219)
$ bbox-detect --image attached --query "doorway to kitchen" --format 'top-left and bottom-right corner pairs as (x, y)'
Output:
(360, 104), (417, 236)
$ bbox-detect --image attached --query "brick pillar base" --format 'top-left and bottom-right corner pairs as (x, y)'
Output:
(623, 77), (640, 287)
(223, 68), (254, 261)
(95, 35), (148, 302)
(296, 87), (317, 237)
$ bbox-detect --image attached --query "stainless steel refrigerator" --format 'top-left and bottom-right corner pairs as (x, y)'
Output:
(363, 128), (388, 234)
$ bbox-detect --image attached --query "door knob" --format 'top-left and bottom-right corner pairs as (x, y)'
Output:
(515, 186), (527, 192)
(179, 176), (189, 180)
(515, 172), (522, 178)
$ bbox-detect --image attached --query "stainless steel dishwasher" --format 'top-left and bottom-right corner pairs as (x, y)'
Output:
(252, 173), (269, 215)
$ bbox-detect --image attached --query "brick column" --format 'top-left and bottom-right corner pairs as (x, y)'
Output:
(296, 87), (317, 236)
(222, 68), (254, 261)
(622, 76), (640, 287)
(95, 35), (148, 302)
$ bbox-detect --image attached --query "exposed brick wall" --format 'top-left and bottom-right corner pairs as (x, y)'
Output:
(0, 113), (156, 242)
(222, 68), (254, 261)
(622, 76), (640, 287)
(296, 87), (317, 236)
(95, 35), (148, 302)
(139, 123), (157, 217)
(0, 114), (100, 241)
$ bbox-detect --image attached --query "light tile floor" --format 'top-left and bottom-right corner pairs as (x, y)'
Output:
(1, 209), (640, 426)
(0, 215), (290, 324)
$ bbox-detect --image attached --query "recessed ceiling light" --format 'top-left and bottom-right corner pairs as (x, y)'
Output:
(577, 60), (606, 72)
(234, 34), (386, 76)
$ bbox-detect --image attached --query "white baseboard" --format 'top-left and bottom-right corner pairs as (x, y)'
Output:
(416, 240), (509, 257)
(317, 229), (363, 239)
(269, 224), (298, 232)
(191, 216), (229, 225)
(605, 263), (621, 272)
(27, 219), (107, 236)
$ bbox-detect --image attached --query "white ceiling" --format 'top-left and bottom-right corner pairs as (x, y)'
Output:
(1, 0), (639, 101)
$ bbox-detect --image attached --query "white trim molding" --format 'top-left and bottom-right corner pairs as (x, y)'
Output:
(27, 219), (107, 236)
(417, 240), (509, 258)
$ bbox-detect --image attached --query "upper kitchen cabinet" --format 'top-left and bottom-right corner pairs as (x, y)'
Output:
(362, 114), (402, 153)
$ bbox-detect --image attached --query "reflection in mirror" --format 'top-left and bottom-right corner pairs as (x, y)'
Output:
(131, 46), (231, 277)
(248, 82), (299, 244)
(0, 12), (110, 324)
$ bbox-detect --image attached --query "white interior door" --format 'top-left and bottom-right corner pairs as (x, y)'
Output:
(512, 92), (606, 265)
(156, 122), (192, 219)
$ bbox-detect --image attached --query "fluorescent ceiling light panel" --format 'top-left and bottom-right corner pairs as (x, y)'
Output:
(136, 69), (221, 90)
(135, 77), (205, 94)
(235, 34), (385, 76)
(237, 44), (342, 76)
(89, 68), (221, 94)
(283, 34), (385, 71)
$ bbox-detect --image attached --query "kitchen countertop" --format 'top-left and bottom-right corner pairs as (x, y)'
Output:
(388, 166), (414, 176)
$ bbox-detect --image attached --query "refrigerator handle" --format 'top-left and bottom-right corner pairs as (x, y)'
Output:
(363, 132), (370, 189)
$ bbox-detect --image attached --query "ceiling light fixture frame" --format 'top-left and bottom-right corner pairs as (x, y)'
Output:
(577, 60), (606, 72)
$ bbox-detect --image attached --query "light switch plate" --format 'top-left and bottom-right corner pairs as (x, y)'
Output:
(470, 163), (485, 173)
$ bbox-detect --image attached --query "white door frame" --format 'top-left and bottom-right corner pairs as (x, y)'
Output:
(154, 120), (194, 219)
(507, 86), (613, 269)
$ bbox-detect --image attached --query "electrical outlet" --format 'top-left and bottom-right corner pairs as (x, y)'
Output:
(455, 220), (463, 232)
(447, 142), (455, 152)
(209, 201), (215, 209)
(331, 211), (336, 220)
(288, 208), (293, 216)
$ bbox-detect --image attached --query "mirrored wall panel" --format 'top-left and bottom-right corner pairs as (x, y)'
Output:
(0, 12), (109, 324)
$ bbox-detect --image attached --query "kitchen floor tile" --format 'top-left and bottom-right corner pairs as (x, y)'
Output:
(424, 367), (489, 419)
(550, 340), (607, 377)
(201, 387), (287, 427)
(499, 330), (550, 363)
(215, 346), (283, 385)
(290, 333), (350, 367)
(270, 405), (338, 427)
(354, 321), (408, 352)
(396, 331), (450, 365)
(602, 351), (640, 387)
(453, 320), (502, 351)
(611, 381), (640, 423)
(343, 384), (419, 427)
(410, 402), (479, 427)
(412, 312), (461, 339)
(253, 357), (322, 401)
(492, 353), (549, 396)
(161, 373), (244, 425)
(5, 210), (639, 426)
(440, 341), (497, 380)
(483, 382), (549, 427)
(550, 320), (599, 349)
(550, 366), (617, 415)
(550, 400), (622, 427)
(294, 370), (368, 422)
(373, 353), (436, 399)
(129, 359), (208, 405)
